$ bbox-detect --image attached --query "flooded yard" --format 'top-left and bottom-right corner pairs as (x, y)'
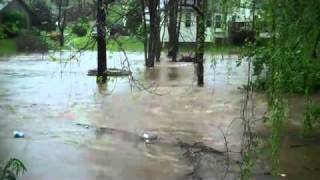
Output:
(0, 52), (319, 179)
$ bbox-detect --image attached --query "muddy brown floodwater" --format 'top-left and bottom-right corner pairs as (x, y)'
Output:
(0, 51), (319, 180)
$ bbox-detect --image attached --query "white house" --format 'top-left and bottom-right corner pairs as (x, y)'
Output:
(158, 0), (254, 43)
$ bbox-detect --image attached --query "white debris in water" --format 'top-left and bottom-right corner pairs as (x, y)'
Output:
(143, 133), (149, 139)
(280, 173), (286, 177)
(142, 133), (158, 143)
(13, 131), (24, 138)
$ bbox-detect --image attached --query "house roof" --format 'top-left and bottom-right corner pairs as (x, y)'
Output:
(0, 0), (32, 13)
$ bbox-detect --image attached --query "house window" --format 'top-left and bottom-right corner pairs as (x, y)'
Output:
(185, 12), (191, 27)
(206, 13), (212, 27)
(215, 15), (222, 28)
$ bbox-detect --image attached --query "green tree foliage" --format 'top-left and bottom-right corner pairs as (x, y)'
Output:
(251, 0), (320, 93)
(0, 25), (6, 39)
(2, 11), (27, 37)
(0, 159), (26, 180)
(124, 1), (142, 37)
(244, 0), (320, 173)
(71, 18), (90, 37)
(303, 99), (320, 137)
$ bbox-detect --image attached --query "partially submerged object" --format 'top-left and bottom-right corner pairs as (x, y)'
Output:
(141, 133), (158, 144)
(13, 131), (24, 138)
(178, 55), (195, 63)
(87, 68), (131, 77)
(76, 123), (90, 129)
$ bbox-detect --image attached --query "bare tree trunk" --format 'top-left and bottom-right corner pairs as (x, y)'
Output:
(251, 0), (256, 37)
(155, 7), (161, 62)
(160, 0), (169, 55)
(176, 0), (183, 46)
(146, 0), (160, 67)
(154, 0), (161, 62)
(141, 0), (148, 65)
(97, 0), (107, 79)
(59, 28), (64, 47)
(57, 0), (69, 47)
(167, 0), (179, 61)
(313, 32), (320, 59)
(195, 0), (206, 86)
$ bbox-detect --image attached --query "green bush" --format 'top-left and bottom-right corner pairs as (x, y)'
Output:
(0, 158), (26, 180)
(0, 25), (6, 39)
(2, 11), (27, 37)
(71, 19), (89, 37)
(16, 32), (48, 53)
(231, 30), (255, 45)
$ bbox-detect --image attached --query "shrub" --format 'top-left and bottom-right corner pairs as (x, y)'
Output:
(0, 25), (6, 39)
(2, 11), (27, 37)
(125, 1), (142, 36)
(0, 158), (26, 180)
(71, 19), (90, 37)
(16, 33), (48, 53)
(231, 30), (255, 45)
(109, 23), (129, 37)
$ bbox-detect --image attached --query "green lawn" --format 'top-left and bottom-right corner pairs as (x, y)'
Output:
(108, 36), (144, 52)
(0, 35), (241, 56)
(0, 39), (16, 55)
(68, 35), (144, 52)
(0, 35), (144, 54)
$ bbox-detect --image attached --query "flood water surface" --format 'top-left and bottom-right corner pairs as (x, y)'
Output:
(0, 52), (318, 179)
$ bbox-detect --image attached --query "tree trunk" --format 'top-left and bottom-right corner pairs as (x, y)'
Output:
(97, 0), (107, 78)
(146, 0), (160, 67)
(59, 28), (64, 47)
(57, 0), (68, 48)
(195, 0), (206, 86)
(155, 8), (161, 62)
(167, 0), (179, 61)
(141, 0), (148, 66)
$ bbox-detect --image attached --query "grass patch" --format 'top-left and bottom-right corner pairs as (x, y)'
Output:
(0, 38), (17, 55)
(67, 35), (144, 52)
(108, 36), (144, 52)
(1, 31), (242, 56)
(67, 35), (94, 50)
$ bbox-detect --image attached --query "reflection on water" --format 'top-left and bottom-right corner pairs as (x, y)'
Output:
(280, 132), (320, 180)
(276, 95), (320, 180)
(0, 52), (317, 179)
(144, 68), (160, 81)
(167, 67), (179, 81)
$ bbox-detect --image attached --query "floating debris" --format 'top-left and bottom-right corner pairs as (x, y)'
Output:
(178, 55), (195, 63)
(280, 173), (286, 177)
(76, 123), (90, 129)
(141, 133), (158, 143)
(87, 68), (131, 77)
(13, 131), (24, 138)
